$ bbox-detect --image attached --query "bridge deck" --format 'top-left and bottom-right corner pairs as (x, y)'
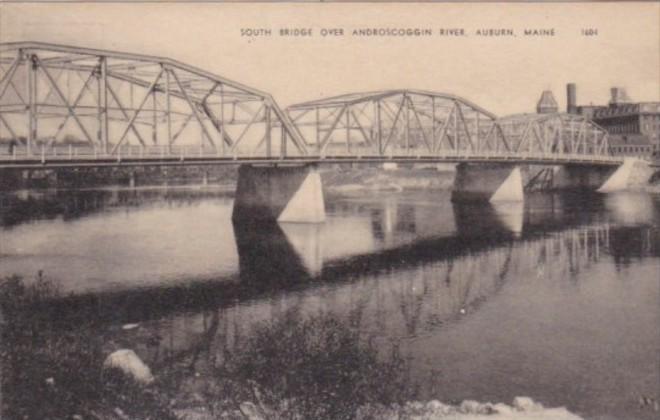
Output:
(0, 145), (623, 169)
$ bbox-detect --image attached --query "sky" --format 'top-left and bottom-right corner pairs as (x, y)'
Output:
(1, 2), (658, 117)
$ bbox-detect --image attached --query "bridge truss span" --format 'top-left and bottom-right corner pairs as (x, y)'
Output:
(286, 89), (616, 164)
(287, 89), (502, 157)
(0, 44), (620, 167)
(0, 42), (307, 159)
(496, 113), (611, 157)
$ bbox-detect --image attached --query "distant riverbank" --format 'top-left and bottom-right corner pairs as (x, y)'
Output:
(0, 164), (456, 192)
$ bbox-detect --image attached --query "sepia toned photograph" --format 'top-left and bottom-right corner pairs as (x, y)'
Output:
(0, 1), (658, 419)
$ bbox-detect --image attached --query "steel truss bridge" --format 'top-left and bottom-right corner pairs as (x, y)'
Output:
(0, 42), (620, 169)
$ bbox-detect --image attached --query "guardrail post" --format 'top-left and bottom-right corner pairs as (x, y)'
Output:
(41, 145), (45, 163)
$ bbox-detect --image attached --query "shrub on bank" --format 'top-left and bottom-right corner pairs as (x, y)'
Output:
(211, 309), (413, 419)
(0, 275), (176, 420)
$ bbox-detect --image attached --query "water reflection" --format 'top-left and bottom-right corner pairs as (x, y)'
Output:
(604, 191), (660, 226)
(1, 187), (659, 419)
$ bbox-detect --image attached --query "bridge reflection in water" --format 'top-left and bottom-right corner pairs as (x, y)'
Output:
(4, 189), (651, 354)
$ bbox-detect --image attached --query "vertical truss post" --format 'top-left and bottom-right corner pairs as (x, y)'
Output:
(26, 53), (37, 155)
(280, 125), (287, 157)
(345, 105), (351, 153)
(404, 94), (410, 154)
(99, 56), (109, 154)
(265, 104), (272, 158)
(376, 99), (383, 155)
(431, 96), (436, 153)
(152, 88), (158, 145)
(570, 120), (576, 154)
(165, 67), (172, 151)
(453, 102), (459, 151)
(475, 112), (480, 152)
(219, 83), (225, 155)
(315, 107), (320, 147)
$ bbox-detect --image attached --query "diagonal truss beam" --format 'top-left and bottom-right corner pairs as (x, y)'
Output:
(0, 112), (18, 140)
(168, 67), (216, 148)
(454, 102), (475, 151)
(229, 103), (265, 153)
(111, 67), (164, 153)
(0, 62), (27, 106)
(0, 54), (22, 102)
(350, 108), (373, 146)
(406, 96), (432, 152)
(318, 105), (347, 153)
(48, 69), (97, 147)
(105, 80), (148, 146)
(382, 98), (406, 151)
(35, 56), (95, 145)
(433, 106), (454, 151)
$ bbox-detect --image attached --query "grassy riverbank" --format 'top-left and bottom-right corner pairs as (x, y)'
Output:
(0, 275), (413, 419)
(0, 275), (593, 420)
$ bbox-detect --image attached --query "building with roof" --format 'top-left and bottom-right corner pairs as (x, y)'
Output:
(565, 83), (660, 158)
(536, 91), (559, 114)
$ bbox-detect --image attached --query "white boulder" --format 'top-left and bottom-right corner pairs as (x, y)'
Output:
(103, 349), (154, 385)
(513, 396), (544, 412)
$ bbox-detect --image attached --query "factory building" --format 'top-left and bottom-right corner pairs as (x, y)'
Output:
(565, 83), (660, 158)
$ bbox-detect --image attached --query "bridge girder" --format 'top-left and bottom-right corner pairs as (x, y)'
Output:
(0, 42), (307, 157)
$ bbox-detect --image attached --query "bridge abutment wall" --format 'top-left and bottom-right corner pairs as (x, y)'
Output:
(451, 163), (524, 202)
(232, 164), (326, 224)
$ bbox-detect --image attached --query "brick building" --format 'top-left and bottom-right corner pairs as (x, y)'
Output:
(566, 84), (660, 158)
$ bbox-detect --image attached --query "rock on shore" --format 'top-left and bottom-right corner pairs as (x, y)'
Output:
(102, 349), (154, 385)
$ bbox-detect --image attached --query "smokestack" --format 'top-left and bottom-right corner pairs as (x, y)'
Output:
(566, 83), (577, 114)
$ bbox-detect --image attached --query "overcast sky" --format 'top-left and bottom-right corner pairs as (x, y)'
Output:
(1, 3), (658, 117)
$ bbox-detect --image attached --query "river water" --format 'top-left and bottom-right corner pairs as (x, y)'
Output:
(0, 185), (658, 419)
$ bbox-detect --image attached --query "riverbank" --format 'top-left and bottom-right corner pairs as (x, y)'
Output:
(2, 163), (658, 194)
(0, 275), (588, 420)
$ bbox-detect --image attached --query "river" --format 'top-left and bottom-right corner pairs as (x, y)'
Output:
(0, 185), (658, 419)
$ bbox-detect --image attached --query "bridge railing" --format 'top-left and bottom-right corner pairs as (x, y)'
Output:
(0, 144), (248, 160)
(313, 146), (622, 164)
(0, 144), (623, 165)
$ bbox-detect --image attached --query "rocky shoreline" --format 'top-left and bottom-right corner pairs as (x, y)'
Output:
(171, 396), (583, 420)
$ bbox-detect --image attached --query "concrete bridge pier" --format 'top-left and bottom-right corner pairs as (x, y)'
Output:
(597, 158), (653, 192)
(232, 164), (326, 224)
(552, 158), (652, 192)
(451, 163), (524, 203)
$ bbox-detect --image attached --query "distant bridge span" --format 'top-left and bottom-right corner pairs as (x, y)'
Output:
(0, 42), (638, 221)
